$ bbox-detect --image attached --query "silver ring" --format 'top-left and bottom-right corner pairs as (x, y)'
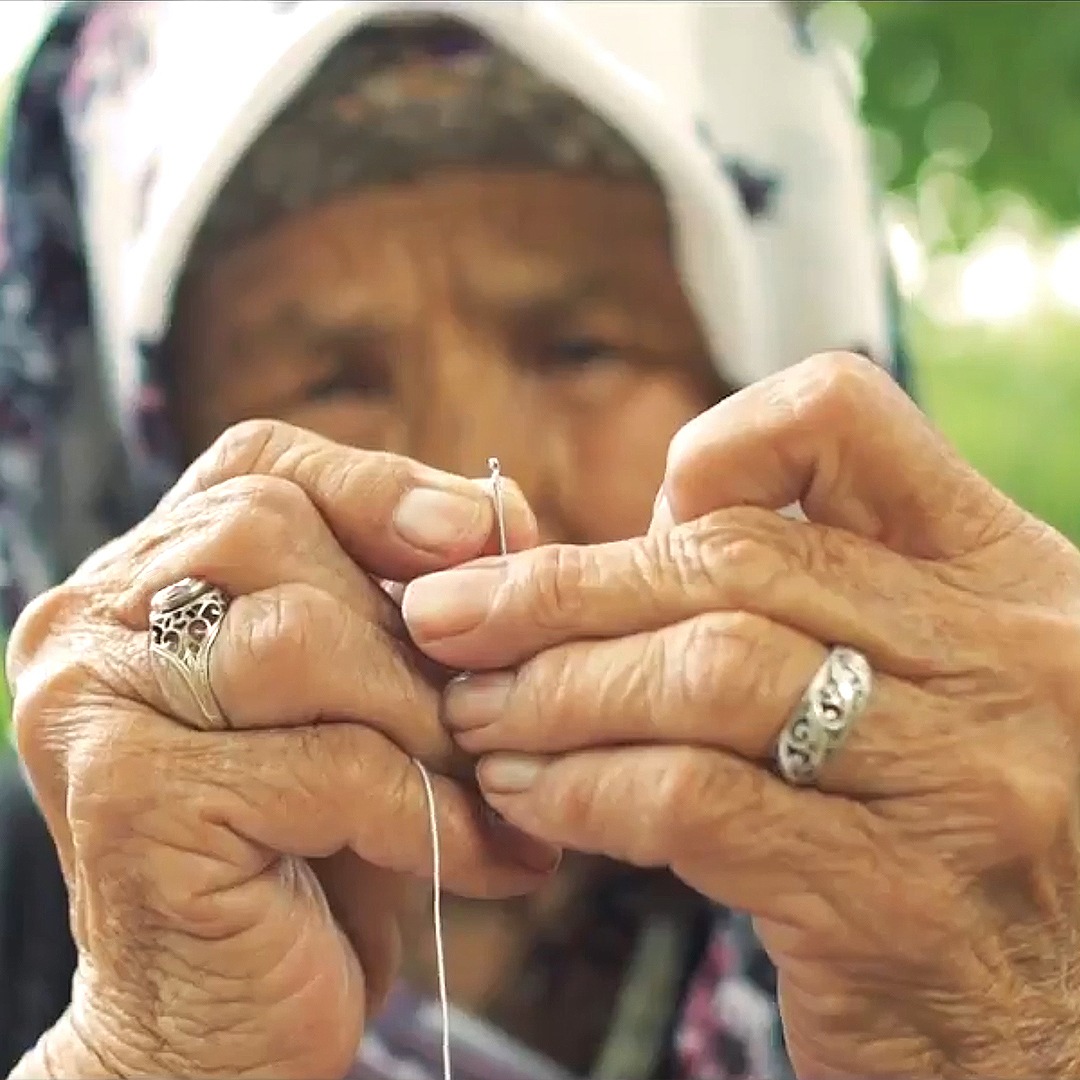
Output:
(775, 646), (872, 786)
(148, 577), (231, 731)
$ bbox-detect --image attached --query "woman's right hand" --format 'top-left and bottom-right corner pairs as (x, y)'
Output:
(6, 420), (557, 1080)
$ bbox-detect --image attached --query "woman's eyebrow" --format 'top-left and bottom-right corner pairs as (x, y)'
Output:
(248, 303), (396, 349)
(490, 276), (612, 325)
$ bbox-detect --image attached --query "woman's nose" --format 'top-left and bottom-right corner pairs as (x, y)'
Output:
(406, 327), (561, 523)
(408, 332), (535, 486)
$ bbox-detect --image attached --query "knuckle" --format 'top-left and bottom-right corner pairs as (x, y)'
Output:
(670, 513), (787, 606)
(800, 517), (859, 581)
(1013, 609), (1080, 726)
(8, 582), (111, 774)
(189, 474), (317, 562)
(10, 658), (80, 775)
(335, 449), (424, 517)
(224, 471), (315, 530)
(230, 583), (332, 671)
(551, 768), (603, 844)
(969, 735), (1073, 862)
(801, 350), (895, 425)
(675, 613), (772, 733)
(67, 731), (236, 924)
(647, 751), (719, 862)
(7, 581), (85, 682)
(207, 417), (297, 476)
(265, 439), (421, 522)
(199, 420), (426, 518)
(965, 612), (1080, 859)
(357, 449), (413, 492)
(1016, 768), (1074, 855)
(516, 543), (590, 630)
(8, 583), (156, 789)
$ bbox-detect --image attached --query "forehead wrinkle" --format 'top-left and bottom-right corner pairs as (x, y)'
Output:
(455, 247), (609, 323)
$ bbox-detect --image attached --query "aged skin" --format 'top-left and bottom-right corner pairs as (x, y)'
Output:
(83, 167), (726, 1069)
(404, 354), (1080, 1079)
(11, 165), (1080, 1077)
(169, 169), (725, 544)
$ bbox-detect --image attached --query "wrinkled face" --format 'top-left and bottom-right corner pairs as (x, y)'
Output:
(169, 168), (728, 543)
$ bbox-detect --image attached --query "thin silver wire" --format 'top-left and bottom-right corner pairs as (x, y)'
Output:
(411, 460), (507, 1080)
(414, 759), (451, 1080)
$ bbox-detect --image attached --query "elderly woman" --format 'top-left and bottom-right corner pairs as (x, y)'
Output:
(2, 2), (1079, 1079)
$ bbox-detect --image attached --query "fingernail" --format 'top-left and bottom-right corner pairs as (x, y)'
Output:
(479, 754), (544, 794)
(403, 563), (507, 641)
(393, 487), (487, 555)
(443, 672), (514, 731)
(481, 804), (560, 873)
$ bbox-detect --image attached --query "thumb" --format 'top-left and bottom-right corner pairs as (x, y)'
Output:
(662, 352), (1023, 560)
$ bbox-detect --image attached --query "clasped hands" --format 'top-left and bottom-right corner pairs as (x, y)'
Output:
(12, 352), (1080, 1079)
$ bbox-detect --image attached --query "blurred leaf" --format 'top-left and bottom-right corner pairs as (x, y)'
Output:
(862, 0), (1080, 225)
(908, 312), (1080, 544)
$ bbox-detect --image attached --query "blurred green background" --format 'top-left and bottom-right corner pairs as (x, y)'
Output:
(1, 0), (1080, 732)
(836, 0), (1080, 544)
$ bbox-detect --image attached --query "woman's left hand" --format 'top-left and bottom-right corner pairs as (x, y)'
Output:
(402, 353), (1080, 1079)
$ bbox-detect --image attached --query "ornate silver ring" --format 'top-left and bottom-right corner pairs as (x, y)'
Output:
(148, 577), (231, 731)
(775, 646), (872, 786)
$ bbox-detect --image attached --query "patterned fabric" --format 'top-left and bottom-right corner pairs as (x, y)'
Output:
(676, 914), (794, 1080)
(0, 3), (908, 1077)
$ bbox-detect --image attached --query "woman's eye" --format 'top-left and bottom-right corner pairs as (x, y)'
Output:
(547, 336), (616, 368)
(306, 362), (390, 401)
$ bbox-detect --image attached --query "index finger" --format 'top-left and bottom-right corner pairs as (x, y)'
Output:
(402, 502), (971, 674)
(150, 420), (538, 581)
(663, 352), (1024, 560)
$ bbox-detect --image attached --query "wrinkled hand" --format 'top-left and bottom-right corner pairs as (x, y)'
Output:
(8, 420), (556, 1080)
(404, 354), (1080, 1078)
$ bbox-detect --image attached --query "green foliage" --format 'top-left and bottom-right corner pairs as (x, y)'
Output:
(861, 1), (1080, 229)
(910, 314), (1080, 544)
